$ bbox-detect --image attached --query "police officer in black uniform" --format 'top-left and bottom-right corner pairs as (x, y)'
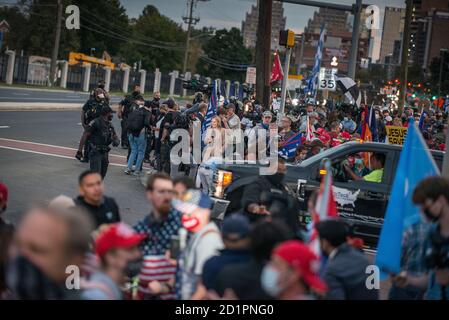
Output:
(76, 105), (120, 179)
(118, 84), (142, 149)
(76, 88), (108, 162)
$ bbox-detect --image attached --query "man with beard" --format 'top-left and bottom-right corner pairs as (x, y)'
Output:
(82, 223), (145, 300)
(133, 173), (182, 300)
(6, 205), (93, 299)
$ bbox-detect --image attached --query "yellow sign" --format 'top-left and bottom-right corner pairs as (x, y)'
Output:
(386, 126), (408, 145)
(288, 74), (303, 80)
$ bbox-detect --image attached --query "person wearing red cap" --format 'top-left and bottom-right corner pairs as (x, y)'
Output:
(261, 240), (327, 300)
(0, 182), (8, 218)
(0, 182), (14, 298)
(82, 223), (145, 300)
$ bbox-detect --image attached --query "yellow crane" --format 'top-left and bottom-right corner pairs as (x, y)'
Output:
(68, 51), (115, 70)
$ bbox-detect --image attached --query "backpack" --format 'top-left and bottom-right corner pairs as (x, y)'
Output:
(126, 107), (146, 136)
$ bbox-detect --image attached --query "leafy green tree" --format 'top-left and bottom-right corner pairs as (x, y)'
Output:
(123, 5), (186, 73)
(196, 28), (252, 81)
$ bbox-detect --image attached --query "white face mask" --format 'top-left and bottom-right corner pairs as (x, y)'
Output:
(261, 264), (282, 297)
(97, 93), (105, 99)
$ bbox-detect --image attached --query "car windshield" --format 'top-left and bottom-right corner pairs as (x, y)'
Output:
(299, 142), (355, 167)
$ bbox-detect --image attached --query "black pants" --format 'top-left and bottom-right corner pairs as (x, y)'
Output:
(121, 119), (128, 147)
(89, 149), (109, 179)
(160, 140), (171, 174)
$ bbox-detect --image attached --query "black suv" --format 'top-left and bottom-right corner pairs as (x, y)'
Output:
(209, 141), (444, 249)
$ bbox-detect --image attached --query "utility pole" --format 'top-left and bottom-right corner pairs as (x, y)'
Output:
(347, 0), (362, 80)
(49, 0), (62, 87)
(182, 0), (203, 74)
(438, 49), (448, 98)
(398, 0), (413, 115)
(255, 0), (273, 110)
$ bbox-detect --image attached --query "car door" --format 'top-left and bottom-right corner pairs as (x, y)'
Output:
(298, 145), (395, 248)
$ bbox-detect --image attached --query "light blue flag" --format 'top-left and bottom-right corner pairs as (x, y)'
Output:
(375, 120), (440, 278)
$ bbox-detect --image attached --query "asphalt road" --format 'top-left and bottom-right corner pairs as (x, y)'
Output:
(0, 110), (149, 226)
(0, 87), (123, 104)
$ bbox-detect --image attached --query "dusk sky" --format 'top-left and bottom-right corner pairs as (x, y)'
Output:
(121, 0), (406, 33)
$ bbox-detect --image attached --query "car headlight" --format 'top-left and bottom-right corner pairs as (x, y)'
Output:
(213, 170), (233, 198)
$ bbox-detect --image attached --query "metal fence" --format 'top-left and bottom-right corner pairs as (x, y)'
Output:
(66, 65), (84, 91)
(0, 54), (7, 82)
(89, 66), (105, 92)
(12, 55), (28, 84)
(26, 62), (50, 86)
(0, 54), (243, 97)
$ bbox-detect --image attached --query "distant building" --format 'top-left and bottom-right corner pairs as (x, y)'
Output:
(294, 7), (371, 74)
(241, 0), (287, 51)
(410, 0), (449, 70)
(379, 7), (405, 64)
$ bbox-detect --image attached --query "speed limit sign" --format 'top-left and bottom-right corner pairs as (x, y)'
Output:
(318, 68), (337, 91)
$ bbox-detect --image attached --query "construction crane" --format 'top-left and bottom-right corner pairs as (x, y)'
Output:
(68, 51), (115, 70)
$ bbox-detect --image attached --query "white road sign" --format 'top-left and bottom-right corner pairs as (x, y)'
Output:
(318, 67), (337, 91)
(245, 67), (256, 85)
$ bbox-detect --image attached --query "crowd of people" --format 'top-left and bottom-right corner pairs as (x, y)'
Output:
(1, 82), (449, 301)
(1, 170), (449, 300)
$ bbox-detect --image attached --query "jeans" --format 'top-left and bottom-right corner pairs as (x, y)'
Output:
(127, 132), (147, 173)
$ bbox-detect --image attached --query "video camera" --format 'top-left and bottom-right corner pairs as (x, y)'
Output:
(182, 79), (213, 96)
(242, 83), (254, 96)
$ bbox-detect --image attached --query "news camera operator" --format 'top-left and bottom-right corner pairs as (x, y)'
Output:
(392, 177), (449, 300)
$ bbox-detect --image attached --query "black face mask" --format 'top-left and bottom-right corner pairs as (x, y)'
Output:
(267, 173), (285, 185)
(98, 84), (105, 89)
(124, 257), (143, 279)
(423, 208), (440, 223)
(6, 255), (66, 300)
(107, 114), (113, 122)
(154, 97), (160, 102)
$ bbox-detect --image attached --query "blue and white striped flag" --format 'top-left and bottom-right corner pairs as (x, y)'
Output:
(278, 132), (302, 159)
(201, 80), (218, 141)
(307, 25), (325, 98)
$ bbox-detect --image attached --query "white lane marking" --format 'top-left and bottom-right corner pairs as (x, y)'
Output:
(0, 97), (83, 101)
(0, 146), (127, 167)
(77, 122), (82, 126)
(0, 126), (10, 129)
(0, 137), (126, 158)
(12, 93), (30, 96)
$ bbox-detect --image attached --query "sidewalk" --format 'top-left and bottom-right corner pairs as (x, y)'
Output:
(0, 102), (120, 111)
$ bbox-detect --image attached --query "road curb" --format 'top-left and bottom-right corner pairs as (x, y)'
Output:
(0, 103), (120, 111)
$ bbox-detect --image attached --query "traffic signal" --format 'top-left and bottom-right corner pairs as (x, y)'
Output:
(279, 29), (295, 48)
(412, 93), (416, 98)
(432, 96), (437, 100)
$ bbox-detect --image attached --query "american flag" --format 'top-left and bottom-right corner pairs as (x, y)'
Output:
(201, 80), (218, 142)
(137, 255), (177, 300)
(278, 132), (302, 159)
(307, 24), (325, 98)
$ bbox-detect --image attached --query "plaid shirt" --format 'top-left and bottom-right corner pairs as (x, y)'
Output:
(401, 221), (431, 275)
(133, 209), (182, 256)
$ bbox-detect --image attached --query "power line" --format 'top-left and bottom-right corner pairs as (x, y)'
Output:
(80, 23), (186, 51)
(80, 17), (186, 50)
(79, 8), (187, 47)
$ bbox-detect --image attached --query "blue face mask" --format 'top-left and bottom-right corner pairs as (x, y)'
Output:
(262, 123), (269, 130)
(355, 158), (363, 166)
(261, 265), (281, 297)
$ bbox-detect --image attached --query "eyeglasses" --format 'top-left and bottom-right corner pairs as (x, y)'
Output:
(153, 189), (175, 195)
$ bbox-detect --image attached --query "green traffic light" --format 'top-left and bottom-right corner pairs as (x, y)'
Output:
(432, 96), (437, 100)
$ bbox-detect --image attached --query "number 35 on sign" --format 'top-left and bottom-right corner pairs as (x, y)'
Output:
(318, 68), (337, 91)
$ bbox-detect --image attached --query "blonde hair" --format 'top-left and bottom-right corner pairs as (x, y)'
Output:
(211, 116), (222, 128)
